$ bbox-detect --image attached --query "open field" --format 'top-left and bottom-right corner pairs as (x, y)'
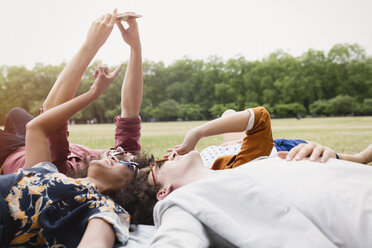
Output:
(66, 116), (372, 159)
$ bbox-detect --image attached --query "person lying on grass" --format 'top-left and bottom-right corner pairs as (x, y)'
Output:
(123, 106), (372, 247)
(122, 106), (372, 226)
(166, 107), (372, 169)
(0, 64), (138, 247)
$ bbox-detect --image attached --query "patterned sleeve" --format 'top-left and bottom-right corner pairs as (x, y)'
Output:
(89, 211), (130, 246)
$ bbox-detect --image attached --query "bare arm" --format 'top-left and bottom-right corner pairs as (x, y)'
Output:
(43, 10), (117, 111)
(116, 17), (143, 117)
(279, 142), (372, 164)
(169, 110), (251, 156)
(77, 219), (115, 248)
(25, 65), (122, 169)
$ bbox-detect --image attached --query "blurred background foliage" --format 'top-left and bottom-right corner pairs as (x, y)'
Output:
(1, 43), (372, 124)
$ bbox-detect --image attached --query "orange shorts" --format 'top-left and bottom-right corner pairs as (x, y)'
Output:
(211, 107), (274, 170)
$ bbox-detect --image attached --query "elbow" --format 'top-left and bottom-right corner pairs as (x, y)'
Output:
(42, 102), (52, 111)
(25, 120), (35, 134)
(25, 119), (45, 138)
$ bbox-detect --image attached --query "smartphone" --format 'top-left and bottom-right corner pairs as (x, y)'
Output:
(117, 13), (142, 21)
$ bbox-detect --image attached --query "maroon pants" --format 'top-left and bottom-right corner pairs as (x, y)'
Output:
(0, 108), (33, 167)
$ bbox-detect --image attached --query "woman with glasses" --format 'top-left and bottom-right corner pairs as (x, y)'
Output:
(0, 9), (143, 179)
(0, 62), (138, 247)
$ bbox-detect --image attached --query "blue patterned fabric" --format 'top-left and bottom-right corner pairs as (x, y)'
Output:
(0, 162), (130, 247)
(273, 139), (307, 152)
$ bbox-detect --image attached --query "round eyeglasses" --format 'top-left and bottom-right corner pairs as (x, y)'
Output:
(109, 150), (138, 177)
(149, 158), (168, 186)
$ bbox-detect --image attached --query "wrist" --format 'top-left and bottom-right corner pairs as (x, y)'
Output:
(130, 45), (142, 55)
(87, 87), (100, 100)
(81, 42), (100, 56)
(192, 127), (203, 141)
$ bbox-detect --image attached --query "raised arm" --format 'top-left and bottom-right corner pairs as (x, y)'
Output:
(25, 65), (122, 169)
(43, 10), (117, 111)
(115, 15), (143, 117)
(168, 110), (252, 156)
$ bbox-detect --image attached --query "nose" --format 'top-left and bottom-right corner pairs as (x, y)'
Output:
(115, 146), (125, 153)
(168, 150), (180, 161)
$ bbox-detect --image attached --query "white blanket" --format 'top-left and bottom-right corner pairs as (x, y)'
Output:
(147, 157), (372, 247)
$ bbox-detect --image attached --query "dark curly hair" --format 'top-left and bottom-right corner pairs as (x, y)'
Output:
(111, 166), (161, 225)
(70, 151), (160, 225)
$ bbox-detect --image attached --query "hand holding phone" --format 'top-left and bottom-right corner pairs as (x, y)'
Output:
(117, 12), (142, 21)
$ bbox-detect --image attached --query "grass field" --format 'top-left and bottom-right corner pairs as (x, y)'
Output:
(67, 116), (372, 159)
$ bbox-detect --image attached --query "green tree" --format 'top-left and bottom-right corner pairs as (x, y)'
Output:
(154, 99), (180, 121)
(328, 95), (356, 115)
(179, 104), (204, 120)
(309, 100), (333, 116)
(274, 103), (307, 117)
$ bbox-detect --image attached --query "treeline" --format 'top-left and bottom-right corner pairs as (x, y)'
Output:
(1, 43), (372, 124)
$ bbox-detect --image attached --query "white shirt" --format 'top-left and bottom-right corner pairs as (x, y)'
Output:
(149, 157), (372, 248)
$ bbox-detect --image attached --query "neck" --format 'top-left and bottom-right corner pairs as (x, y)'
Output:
(173, 167), (214, 190)
(85, 177), (109, 194)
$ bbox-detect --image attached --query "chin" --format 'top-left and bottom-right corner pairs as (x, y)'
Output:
(186, 151), (203, 167)
(188, 150), (201, 157)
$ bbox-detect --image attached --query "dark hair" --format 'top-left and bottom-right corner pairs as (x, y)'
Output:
(69, 151), (160, 225)
(112, 167), (160, 225)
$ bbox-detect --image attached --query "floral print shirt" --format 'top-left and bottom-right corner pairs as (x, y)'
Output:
(2, 162), (129, 247)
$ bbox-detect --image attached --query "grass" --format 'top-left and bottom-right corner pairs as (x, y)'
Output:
(66, 116), (372, 159)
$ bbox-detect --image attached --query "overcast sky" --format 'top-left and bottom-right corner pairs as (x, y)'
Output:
(1, 0), (372, 68)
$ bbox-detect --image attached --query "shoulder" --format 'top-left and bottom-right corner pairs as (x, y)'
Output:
(31, 162), (58, 173)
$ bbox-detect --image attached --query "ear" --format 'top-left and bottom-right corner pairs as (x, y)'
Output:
(157, 184), (173, 201)
(277, 151), (289, 159)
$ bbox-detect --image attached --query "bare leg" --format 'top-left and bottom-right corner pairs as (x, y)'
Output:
(339, 144), (372, 164)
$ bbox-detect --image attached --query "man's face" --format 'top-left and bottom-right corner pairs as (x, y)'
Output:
(147, 151), (202, 187)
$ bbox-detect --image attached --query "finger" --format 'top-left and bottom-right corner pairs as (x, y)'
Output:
(103, 13), (111, 24)
(166, 144), (182, 153)
(175, 147), (188, 155)
(109, 9), (117, 26)
(115, 20), (126, 34)
(321, 149), (333, 163)
(110, 63), (123, 79)
(92, 69), (99, 79)
(98, 65), (105, 73)
(277, 152), (289, 159)
(286, 143), (305, 160)
(96, 15), (105, 22)
(294, 145), (314, 160)
(103, 67), (110, 75)
(309, 145), (323, 161)
(126, 17), (136, 24)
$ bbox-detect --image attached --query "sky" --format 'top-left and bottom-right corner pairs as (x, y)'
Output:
(1, 0), (372, 68)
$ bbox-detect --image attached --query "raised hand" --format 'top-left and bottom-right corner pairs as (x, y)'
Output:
(91, 64), (123, 97)
(84, 9), (118, 52)
(115, 13), (141, 50)
(164, 128), (201, 158)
